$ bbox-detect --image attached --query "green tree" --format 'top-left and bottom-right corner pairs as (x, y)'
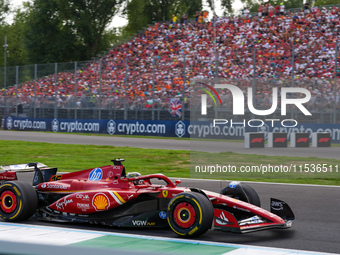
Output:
(59, 0), (124, 59)
(23, 0), (80, 63)
(206, 0), (233, 15)
(124, 0), (202, 35)
(315, 0), (340, 6)
(23, 0), (124, 64)
(2, 4), (31, 67)
(0, 1), (28, 70)
(122, 0), (149, 36)
(0, 0), (10, 24)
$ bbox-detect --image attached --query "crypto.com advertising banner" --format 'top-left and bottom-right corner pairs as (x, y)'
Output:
(189, 79), (339, 180)
(3, 117), (188, 138)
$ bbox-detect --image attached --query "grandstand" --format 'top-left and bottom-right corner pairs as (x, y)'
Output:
(1, 6), (339, 123)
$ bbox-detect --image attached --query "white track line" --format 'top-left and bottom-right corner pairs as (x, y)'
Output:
(175, 177), (340, 188)
(0, 222), (336, 255)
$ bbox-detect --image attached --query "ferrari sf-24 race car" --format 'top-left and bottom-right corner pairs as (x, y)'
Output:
(0, 160), (295, 237)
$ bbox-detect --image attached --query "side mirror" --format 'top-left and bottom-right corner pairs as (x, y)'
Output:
(175, 180), (181, 186)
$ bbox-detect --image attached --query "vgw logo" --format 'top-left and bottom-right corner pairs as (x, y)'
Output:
(197, 82), (223, 115)
(200, 84), (311, 116)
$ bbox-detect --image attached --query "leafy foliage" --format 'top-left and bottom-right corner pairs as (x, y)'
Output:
(123, 0), (202, 35)
(0, 0), (10, 24)
(315, 0), (340, 5)
(20, 0), (124, 64)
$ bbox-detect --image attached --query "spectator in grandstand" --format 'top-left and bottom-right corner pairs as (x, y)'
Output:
(180, 13), (187, 24)
(243, 8), (250, 17)
(195, 11), (199, 22)
(268, 4), (274, 17)
(171, 14), (178, 26)
(275, 4), (280, 16)
(280, 3), (285, 15)
(198, 12), (203, 24)
(263, 4), (268, 17)
(258, 5), (263, 17)
(304, 0), (310, 14)
(203, 10), (209, 23)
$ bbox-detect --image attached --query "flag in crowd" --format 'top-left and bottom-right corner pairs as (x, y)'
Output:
(170, 98), (182, 117)
(145, 99), (153, 108)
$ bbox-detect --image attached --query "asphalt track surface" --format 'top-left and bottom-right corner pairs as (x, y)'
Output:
(1, 130), (340, 254)
(1, 130), (340, 159)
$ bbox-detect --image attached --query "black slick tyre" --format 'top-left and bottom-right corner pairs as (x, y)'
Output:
(167, 192), (214, 237)
(0, 181), (38, 221)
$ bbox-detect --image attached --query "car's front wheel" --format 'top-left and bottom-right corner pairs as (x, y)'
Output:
(0, 181), (37, 221)
(167, 192), (214, 237)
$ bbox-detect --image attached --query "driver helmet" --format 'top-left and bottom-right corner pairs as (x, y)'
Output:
(126, 172), (144, 185)
(126, 172), (141, 178)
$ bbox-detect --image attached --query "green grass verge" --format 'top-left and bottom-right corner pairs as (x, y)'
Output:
(0, 140), (338, 186)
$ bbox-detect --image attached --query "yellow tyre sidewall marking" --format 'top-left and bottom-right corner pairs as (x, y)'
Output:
(0, 183), (23, 220)
(167, 195), (202, 236)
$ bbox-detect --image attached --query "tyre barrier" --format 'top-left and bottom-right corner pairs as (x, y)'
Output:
(268, 132), (288, 148)
(244, 132), (265, 148)
(312, 132), (331, 147)
(245, 132), (331, 148)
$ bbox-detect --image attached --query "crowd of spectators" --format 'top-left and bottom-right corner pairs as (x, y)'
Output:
(2, 5), (340, 115)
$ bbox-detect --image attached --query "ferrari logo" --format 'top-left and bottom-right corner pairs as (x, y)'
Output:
(162, 190), (168, 198)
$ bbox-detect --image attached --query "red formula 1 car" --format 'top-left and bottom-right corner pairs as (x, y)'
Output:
(0, 160), (294, 237)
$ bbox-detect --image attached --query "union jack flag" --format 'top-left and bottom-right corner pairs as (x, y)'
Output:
(170, 99), (182, 117)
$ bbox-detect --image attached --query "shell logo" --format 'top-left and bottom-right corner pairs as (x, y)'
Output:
(92, 193), (110, 211)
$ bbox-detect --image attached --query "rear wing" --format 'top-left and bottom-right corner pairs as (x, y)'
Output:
(0, 163), (48, 173)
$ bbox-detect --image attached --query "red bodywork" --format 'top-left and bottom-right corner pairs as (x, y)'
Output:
(0, 171), (17, 181)
(32, 163), (292, 233)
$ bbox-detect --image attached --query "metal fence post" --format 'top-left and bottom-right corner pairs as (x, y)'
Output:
(124, 57), (128, 120)
(252, 47), (256, 119)
(291, 43), (295, 87)
(291, 44), (295, 119)
(74, 61), (77, 119)
(54, 63), (58, 119)
(334, 42), (338, 123)
(182, 54), (186, 121)
(99, 58), (102, 120)
(15, 66), (18, 117)
(152, 56), (155, 120)
(3, 36), (7, 117)
(34, 64), (37, 118)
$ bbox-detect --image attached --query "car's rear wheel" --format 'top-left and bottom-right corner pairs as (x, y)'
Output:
(167, 192), (214, 237)
(0, 181), (38, 221)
